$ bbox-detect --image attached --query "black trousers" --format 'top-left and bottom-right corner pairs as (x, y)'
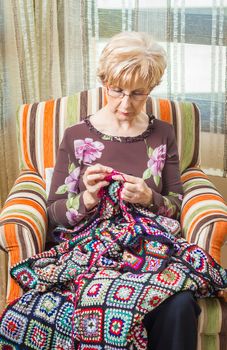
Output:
(143, 291), (201, 350)
(75, 291), (201, 350)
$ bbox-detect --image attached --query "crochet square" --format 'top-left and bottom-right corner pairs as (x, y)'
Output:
(77, 308), (103, 343)
(0, 310), (28, 344)
(51, 331), (72, 350)
(80, 279), (113, 307)
(182, 246), (208, 273)
(34, 292), (61, 323)
(12, 290), (37, 315)
(24, 319), (52, 350)
(151, 264), (186, 288)
(56, 301), (74, 336)
(11, 266), (37, 289)
(106, 280), (143, 309)
(104, 309), (132, 347)
(136, 285), (172, 313)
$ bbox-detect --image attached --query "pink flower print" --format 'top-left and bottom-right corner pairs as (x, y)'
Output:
(65, 167), (80, 193)
(74, 138), (105, 164)
(147, 144), (166, 177)
(66, 208), (80, 226)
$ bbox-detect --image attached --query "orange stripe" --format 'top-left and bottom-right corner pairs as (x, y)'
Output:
(3, 198), (46, 217)
(181, 171), (208, 182)
(181, 194), (225, 221)
(159, 99), (172, 123)
(184, 209), (226, 242)
(103, 90), (108, 106)
(43, 100), (54, 169)
(15, 175), (45, 188)
(22, 105), (35, 170)
(3, 214), (45, 250)
(210, 221), (227, 263)
(4, 224), (22, 302)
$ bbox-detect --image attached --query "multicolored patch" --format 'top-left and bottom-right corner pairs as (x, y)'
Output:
(0, 310), (28, 344)
(104, 309), (132, 346)
(11, 267), (37, 289)
(76, 308), (103, 343)
(136, 285), (172, 314)
(34, 292), (61, 323)
(106, 280), (143, 309)
(12, 291), (37, 315)
(24, 320), (52, 350)
(80, 279), (113, 307)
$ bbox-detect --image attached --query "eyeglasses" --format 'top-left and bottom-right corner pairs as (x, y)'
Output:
(107, 88), (149, 101)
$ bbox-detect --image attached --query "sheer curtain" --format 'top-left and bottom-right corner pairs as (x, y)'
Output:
(1, 0), (227, 206)
(0, 0), (86, 206)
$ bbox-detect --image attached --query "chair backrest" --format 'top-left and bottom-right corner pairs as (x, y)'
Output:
(17, 87), (201, 178)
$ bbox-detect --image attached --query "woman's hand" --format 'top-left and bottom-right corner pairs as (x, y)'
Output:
(112, 172), (153, 207)
(83, 163), (113, 210)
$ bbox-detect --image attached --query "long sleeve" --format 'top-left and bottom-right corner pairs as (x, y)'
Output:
(148, 125), (183, 219)
(47, 128), (95, 229)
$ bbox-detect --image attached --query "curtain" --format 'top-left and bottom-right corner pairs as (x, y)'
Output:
(0, 0), (86, 206)
(1, 0), (227, 206)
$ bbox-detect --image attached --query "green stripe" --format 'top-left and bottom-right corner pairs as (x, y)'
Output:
(3, 209), (46, 234)
(180, 102), (195, 172)
(10, 184), (46, 198)
(201, 335), (218, 350)
(66, 94), (79, 128)
(16, 106), (25, 171)
(183, 180), (216, 191)
(204, 299), (220, 334)
(183, 203), (226, 230)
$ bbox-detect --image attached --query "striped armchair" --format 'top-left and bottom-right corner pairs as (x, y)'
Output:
(0, 87), (227, 349)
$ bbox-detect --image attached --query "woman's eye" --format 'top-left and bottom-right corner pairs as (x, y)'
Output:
(113, 88), (122, 92)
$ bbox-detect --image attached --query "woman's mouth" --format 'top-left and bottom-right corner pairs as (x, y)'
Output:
(118, 111), (130, 116)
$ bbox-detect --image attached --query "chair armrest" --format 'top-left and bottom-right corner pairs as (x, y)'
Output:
(180, 167), (227, 263)
(0, 170), (47, 304)
(0, 170), (48, 252)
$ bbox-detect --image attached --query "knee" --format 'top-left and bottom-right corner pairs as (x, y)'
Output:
(166, 291), (201, 319)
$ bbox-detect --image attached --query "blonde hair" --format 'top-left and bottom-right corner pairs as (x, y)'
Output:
(97, 31), (167, 91)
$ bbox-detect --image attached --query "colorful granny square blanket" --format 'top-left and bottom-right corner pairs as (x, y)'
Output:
(0, 181), (227, 350)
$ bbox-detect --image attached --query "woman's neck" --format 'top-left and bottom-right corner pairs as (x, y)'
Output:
(90, 108), (149, 137)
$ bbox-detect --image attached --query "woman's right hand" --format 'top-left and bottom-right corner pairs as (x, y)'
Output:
(82, 163), (113, 210)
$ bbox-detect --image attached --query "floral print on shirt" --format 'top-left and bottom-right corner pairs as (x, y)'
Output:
(143, 143), (166, 186)
(74, 138), (105, 164)
(56, 138), (105, 226)
(157, 192), (183, 219)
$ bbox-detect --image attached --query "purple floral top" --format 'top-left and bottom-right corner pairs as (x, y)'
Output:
(47, 115), (183, 229)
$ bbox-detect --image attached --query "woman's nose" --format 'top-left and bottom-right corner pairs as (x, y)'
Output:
(120, 94), (131, 106)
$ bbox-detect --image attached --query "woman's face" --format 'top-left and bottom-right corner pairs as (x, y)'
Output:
(106, 83), (150, 121)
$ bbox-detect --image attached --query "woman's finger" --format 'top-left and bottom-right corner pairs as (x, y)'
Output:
(86, 173), (106, 183)
(86, 164), (113, 175)
(112, 172), (138, 183)
(123, 182), (138, 192)
(88, 180), (110, 193)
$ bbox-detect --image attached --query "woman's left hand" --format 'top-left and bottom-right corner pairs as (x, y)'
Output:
(112, 172), (153, 207)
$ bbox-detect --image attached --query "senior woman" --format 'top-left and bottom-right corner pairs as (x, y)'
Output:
(0, 32), (226, 350)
